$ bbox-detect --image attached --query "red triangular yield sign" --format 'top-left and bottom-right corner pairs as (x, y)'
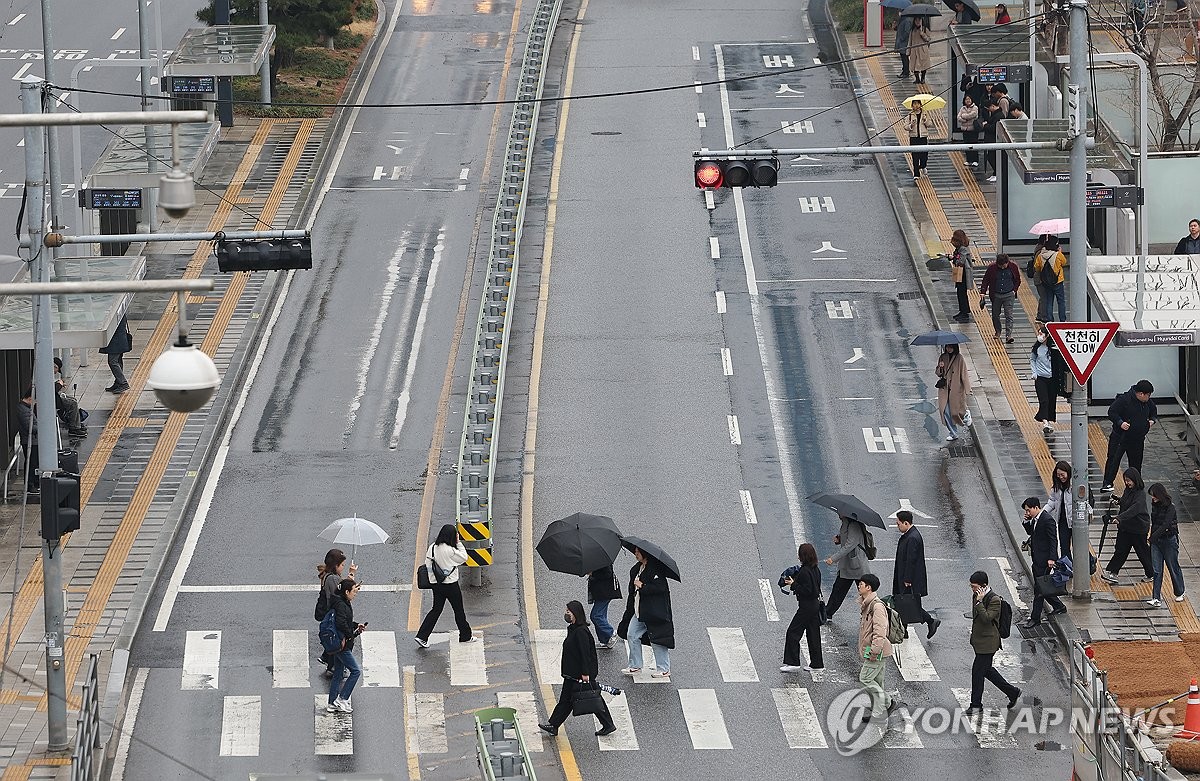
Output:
(1046, 322), (1120, 386)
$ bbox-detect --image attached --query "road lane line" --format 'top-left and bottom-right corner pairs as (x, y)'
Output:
(709, 236), (720, 259)
(882, 708), (925, 748)
(772, 688), (828, 748)
(721, 347), (733, 375)
(181, 631), (220, 690)
(707, 627), (758, 682)
(715, 290), (726, 313)
(739, 489), (758, 525)
(402, 666), (422, 777)
(759, 579), (780, 621)
(389, 228), (445, 448)
(110, 667), (147, 779)
(679, 689), (733, 749)
(988, 555), (1028, 610)
(704, 189), (715, 210)
(533, 628), (565, 683)
(362, 631), (400, 687)
(346, 233), (407, 435)
(11, 63), (31, 81)
(697, 112), (707, 128)
(597, 692), (639, 750)
(497, 691), (544, 752)
(694, 80), (703, 93)
(692, 45), (700, 60)
(111, 27), (126, 40)
(272, 630), (310, 688)
(727, 415), (741, 445)
(314, 694), (353, 755)
(895, 635), (939, 681)
(448, 631), (487, 686)
(7, 13), (25, 25)
(220, 695), (260, 756)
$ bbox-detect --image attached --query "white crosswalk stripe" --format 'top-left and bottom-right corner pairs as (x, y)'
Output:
(708, 627), (759, 682)
(679, 688), (733, 749)
(497, 691), (543, 752)
(182, 630), (220, 690)
(771, 688), (827, 748)
(951, 688), (1020, 748)
(533, 628), (565, 684)
(361, 631), (400, 687)
(314, 695), (353, 755)
(881, 707), (925, 748)
(895, 635), (939, 682)
(427, 631), (488, 685)
(272, 630), (310, 688)
(407, 692), (448, 753)
(220, 696), (260, 756)
(598, 692), (639, 751)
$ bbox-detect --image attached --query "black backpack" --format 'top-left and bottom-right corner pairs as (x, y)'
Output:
(1039, 254), (1059, 287)
(988, 592), (1013, 639)
(314, 573), (335, 621)
(860, 527), (878, 561)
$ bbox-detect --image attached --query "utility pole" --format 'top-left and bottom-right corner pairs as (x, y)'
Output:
(137, 0), (160, 230)
(215, 0), (234, 127)
(1068, 0), (1092, 599)
(259, 0), (272, 105)
(21, 77), (68, 751)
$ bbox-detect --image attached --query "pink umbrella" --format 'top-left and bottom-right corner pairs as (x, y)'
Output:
(1029, 218), (1070, 235)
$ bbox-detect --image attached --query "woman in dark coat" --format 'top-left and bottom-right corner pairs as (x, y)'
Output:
(587, 565), (622, 649)
(1101, 467), (1154, 583)
(779, 543), (824, 672)
(327, 578), (365, 713)
(617, 547), (674, 678)
(1148, 483), (1185, 606)
(538, 601), (617, 737)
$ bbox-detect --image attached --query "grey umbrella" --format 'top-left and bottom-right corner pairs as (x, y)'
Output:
(911, 330), (970, 346)
(806, 493), (888, 530)
(943, 0), (982, 21)
(900, 3), (943, 14)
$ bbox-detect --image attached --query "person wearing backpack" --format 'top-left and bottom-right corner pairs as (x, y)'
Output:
(415, 524), (475, 647)
(316, 549), (356, 675)
(823, 515), (872, 623)
(856, 575), (893, 723)
(1033, 235), (1067, 322)
(967, 570), (1020, 714)
(326, 578), (366, 713)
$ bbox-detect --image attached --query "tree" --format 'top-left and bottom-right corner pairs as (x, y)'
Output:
(197, 0), (354, 83)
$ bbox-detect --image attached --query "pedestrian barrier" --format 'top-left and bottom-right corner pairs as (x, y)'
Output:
(455, 0), (564, 569)
(1069, 641), (1175, 781)
(475, 707), (537, 780)
(70, 653), (101, 781)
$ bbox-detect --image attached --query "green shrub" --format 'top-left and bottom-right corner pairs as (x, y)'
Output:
(333, 30), (365, 48)
(828, 0), (866, 32)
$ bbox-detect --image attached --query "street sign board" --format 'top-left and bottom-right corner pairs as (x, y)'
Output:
(1046, 322), (1120, 385)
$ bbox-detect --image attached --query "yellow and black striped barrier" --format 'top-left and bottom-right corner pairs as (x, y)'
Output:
(466, 547), (493, 567)
(458, 521), (492, 543)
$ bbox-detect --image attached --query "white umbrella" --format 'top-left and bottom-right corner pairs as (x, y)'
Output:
(318, 515), (390, 563)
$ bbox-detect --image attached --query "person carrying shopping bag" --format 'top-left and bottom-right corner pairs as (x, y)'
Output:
(539, 601), (618, 737)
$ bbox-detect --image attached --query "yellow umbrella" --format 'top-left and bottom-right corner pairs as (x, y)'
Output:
(902, 93), (946, 110)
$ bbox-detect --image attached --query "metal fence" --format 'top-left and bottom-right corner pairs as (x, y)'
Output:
(70, 653), (101, 781)
(454, 0), (564, 569)
(1070, 641), (1176, 781)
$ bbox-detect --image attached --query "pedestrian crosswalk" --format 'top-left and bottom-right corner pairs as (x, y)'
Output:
(166, 624), (1035, 760)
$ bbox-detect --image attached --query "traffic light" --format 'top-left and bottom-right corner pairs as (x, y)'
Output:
(216, 237), (313, 272)
(40, 472), (80, 540)
(694, 157), (779, 189)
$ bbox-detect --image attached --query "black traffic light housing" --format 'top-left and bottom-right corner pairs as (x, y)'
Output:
(694, 157), (779, 189)
(216, 236), (313, 273)
(40, 472), (80, 540)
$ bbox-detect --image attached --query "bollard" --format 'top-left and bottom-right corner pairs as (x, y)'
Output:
(489, 718), (506, 742)
(499, 753), (516, 776)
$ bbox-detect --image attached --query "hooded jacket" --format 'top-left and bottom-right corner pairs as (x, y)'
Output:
(1108, 386), (1158, 439)
(1150, 496), (1179, 543)
(1034, 248), (1066, 285)
(1115, 468), (1151, 537)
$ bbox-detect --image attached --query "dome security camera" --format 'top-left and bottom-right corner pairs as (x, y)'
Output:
(147, 342), (220, 413)
(158, 168), (195, 220)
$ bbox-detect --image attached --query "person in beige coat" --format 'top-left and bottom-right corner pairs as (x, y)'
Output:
(857, 574), (893, 722)
(935, 343), (970, 441)
(907, 17), (932, 84)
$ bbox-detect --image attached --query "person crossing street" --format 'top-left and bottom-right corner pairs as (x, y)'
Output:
(892, 511), (940, 638)
(966, 571), (1021, 713)
(857, 575), (893, 724)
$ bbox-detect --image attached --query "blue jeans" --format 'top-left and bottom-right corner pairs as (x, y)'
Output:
(942, 405), (958, 438)
(1152, 535), (1185, 601)
(329, 649), (361, 703)
(1053, 282), (1067, 321)
(591, 599), (614, 644)
(626, 616), (670, 672)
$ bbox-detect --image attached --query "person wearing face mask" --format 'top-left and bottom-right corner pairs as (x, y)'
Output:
(539, 601), (618, 737)
(1030, 325), (1057, 435)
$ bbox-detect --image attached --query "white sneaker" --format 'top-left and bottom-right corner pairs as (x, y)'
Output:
(780, 664), (805, 673)
(596, 639), (614, 650)
(334, 698), (353, 713)
(1042, 422), (1053, 434)
(986, 175), (997, 182)
(326, 703), (339, 713)
(620, 667), (641, 676)
(946, 434), (959, 441)
(650, 670), (671, 679)
(970, 161), (979, 167)
(1178, 595), (1188, 602)
(1146, 598), (1162, 607)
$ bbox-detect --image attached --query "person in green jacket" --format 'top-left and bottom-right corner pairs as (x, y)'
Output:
(966, 571), (1021, 714)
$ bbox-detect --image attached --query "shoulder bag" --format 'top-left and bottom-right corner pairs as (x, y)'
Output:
(571, 681), (606, 716)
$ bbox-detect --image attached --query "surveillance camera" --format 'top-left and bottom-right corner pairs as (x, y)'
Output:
(158, 168), (195, 220)
(147, 342), (220, 413)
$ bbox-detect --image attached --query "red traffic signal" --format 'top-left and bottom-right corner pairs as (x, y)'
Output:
(694, 157), (779, 189)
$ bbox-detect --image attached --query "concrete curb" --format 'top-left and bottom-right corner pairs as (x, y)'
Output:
(96, 6), (391, 778)
(826, 22), (1081, 647)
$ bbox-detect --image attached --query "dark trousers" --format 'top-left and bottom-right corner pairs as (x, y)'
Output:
(784, 601), (824, 668)
(824, 575), (857, 619)
(955, 281), (970, 317)
(963, 129), (979, 164)
(1030, 565), (1065, 622)
(1058, 516), (1072, 561)
(910, 136), (928, 174)
(417, 582), (472, 642)
(983, 146), (997, 175)
(1103, 433), (1145, 487)
(107, 353), (127, 387)
(897, 52), (910, 75)
(1034, 375), (1056, 422)
(1107, 528), (1153, 579)
(548, 677), (615, 730)
(970, 652), (1019, 707)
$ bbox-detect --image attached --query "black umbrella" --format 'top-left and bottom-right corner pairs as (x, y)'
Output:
(911, 330), (970, 346)
(620, 536), (682, 581)
(943, 0), (981, 21)
(806, 492), (888, 530)
(900, 3), (943, 15)
(536, 513), (623, 576)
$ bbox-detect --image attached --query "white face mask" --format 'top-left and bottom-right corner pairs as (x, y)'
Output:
(1037, 334), (1047, 343)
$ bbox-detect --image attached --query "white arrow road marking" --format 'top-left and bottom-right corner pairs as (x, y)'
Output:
(889, 499), (934, 520)
(844, 347), (865, 364)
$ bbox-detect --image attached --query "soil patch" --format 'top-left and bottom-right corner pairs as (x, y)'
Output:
(1090, 636), (1200, 722)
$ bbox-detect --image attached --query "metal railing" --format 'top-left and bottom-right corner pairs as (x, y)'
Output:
(475, 707), (537, 780)
(1069, 641), (1175, 781)
(454, 0), (563, 568)
(70, 653), (101, 781)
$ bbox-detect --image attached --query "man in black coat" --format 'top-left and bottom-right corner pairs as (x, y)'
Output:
(1021, 497), (1066, 628)
(892, 511), (940, 638)
(1102, 379), (1158, 491)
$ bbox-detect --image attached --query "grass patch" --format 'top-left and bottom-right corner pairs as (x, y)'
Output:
(333, 30), (366, 49)
(234, 45), (360, 118)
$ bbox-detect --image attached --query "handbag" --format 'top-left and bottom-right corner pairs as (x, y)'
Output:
(570, 682), (606, 717)
(891, 592), (925, 624)
(1035, 574), (1068, 597)
(935, 378), (947, 389)
(416, 565), (433, 590)
(951, 264), (964, 283)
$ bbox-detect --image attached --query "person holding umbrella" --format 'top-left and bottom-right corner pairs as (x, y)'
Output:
(908, 97), (930, 180)
(908, 16), (932, 84)
(617, 543), (676, 678)
(823, 515), (872, 622)
(538, 600), (618, 737)
(588, 565), (622, 649)
(415, 524), (475, 647)
(535, 513), (626, 649)
(894, 13), (914, 79)
(935, 342), (971, 441)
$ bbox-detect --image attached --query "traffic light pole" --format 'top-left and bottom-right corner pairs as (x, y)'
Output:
(694, 139), (1087, 159)
(1068, 0), (1092, 599)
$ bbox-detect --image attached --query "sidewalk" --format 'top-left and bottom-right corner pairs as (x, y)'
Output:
(839, 20), (1200, 643)
(0, 117), (327, 779)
